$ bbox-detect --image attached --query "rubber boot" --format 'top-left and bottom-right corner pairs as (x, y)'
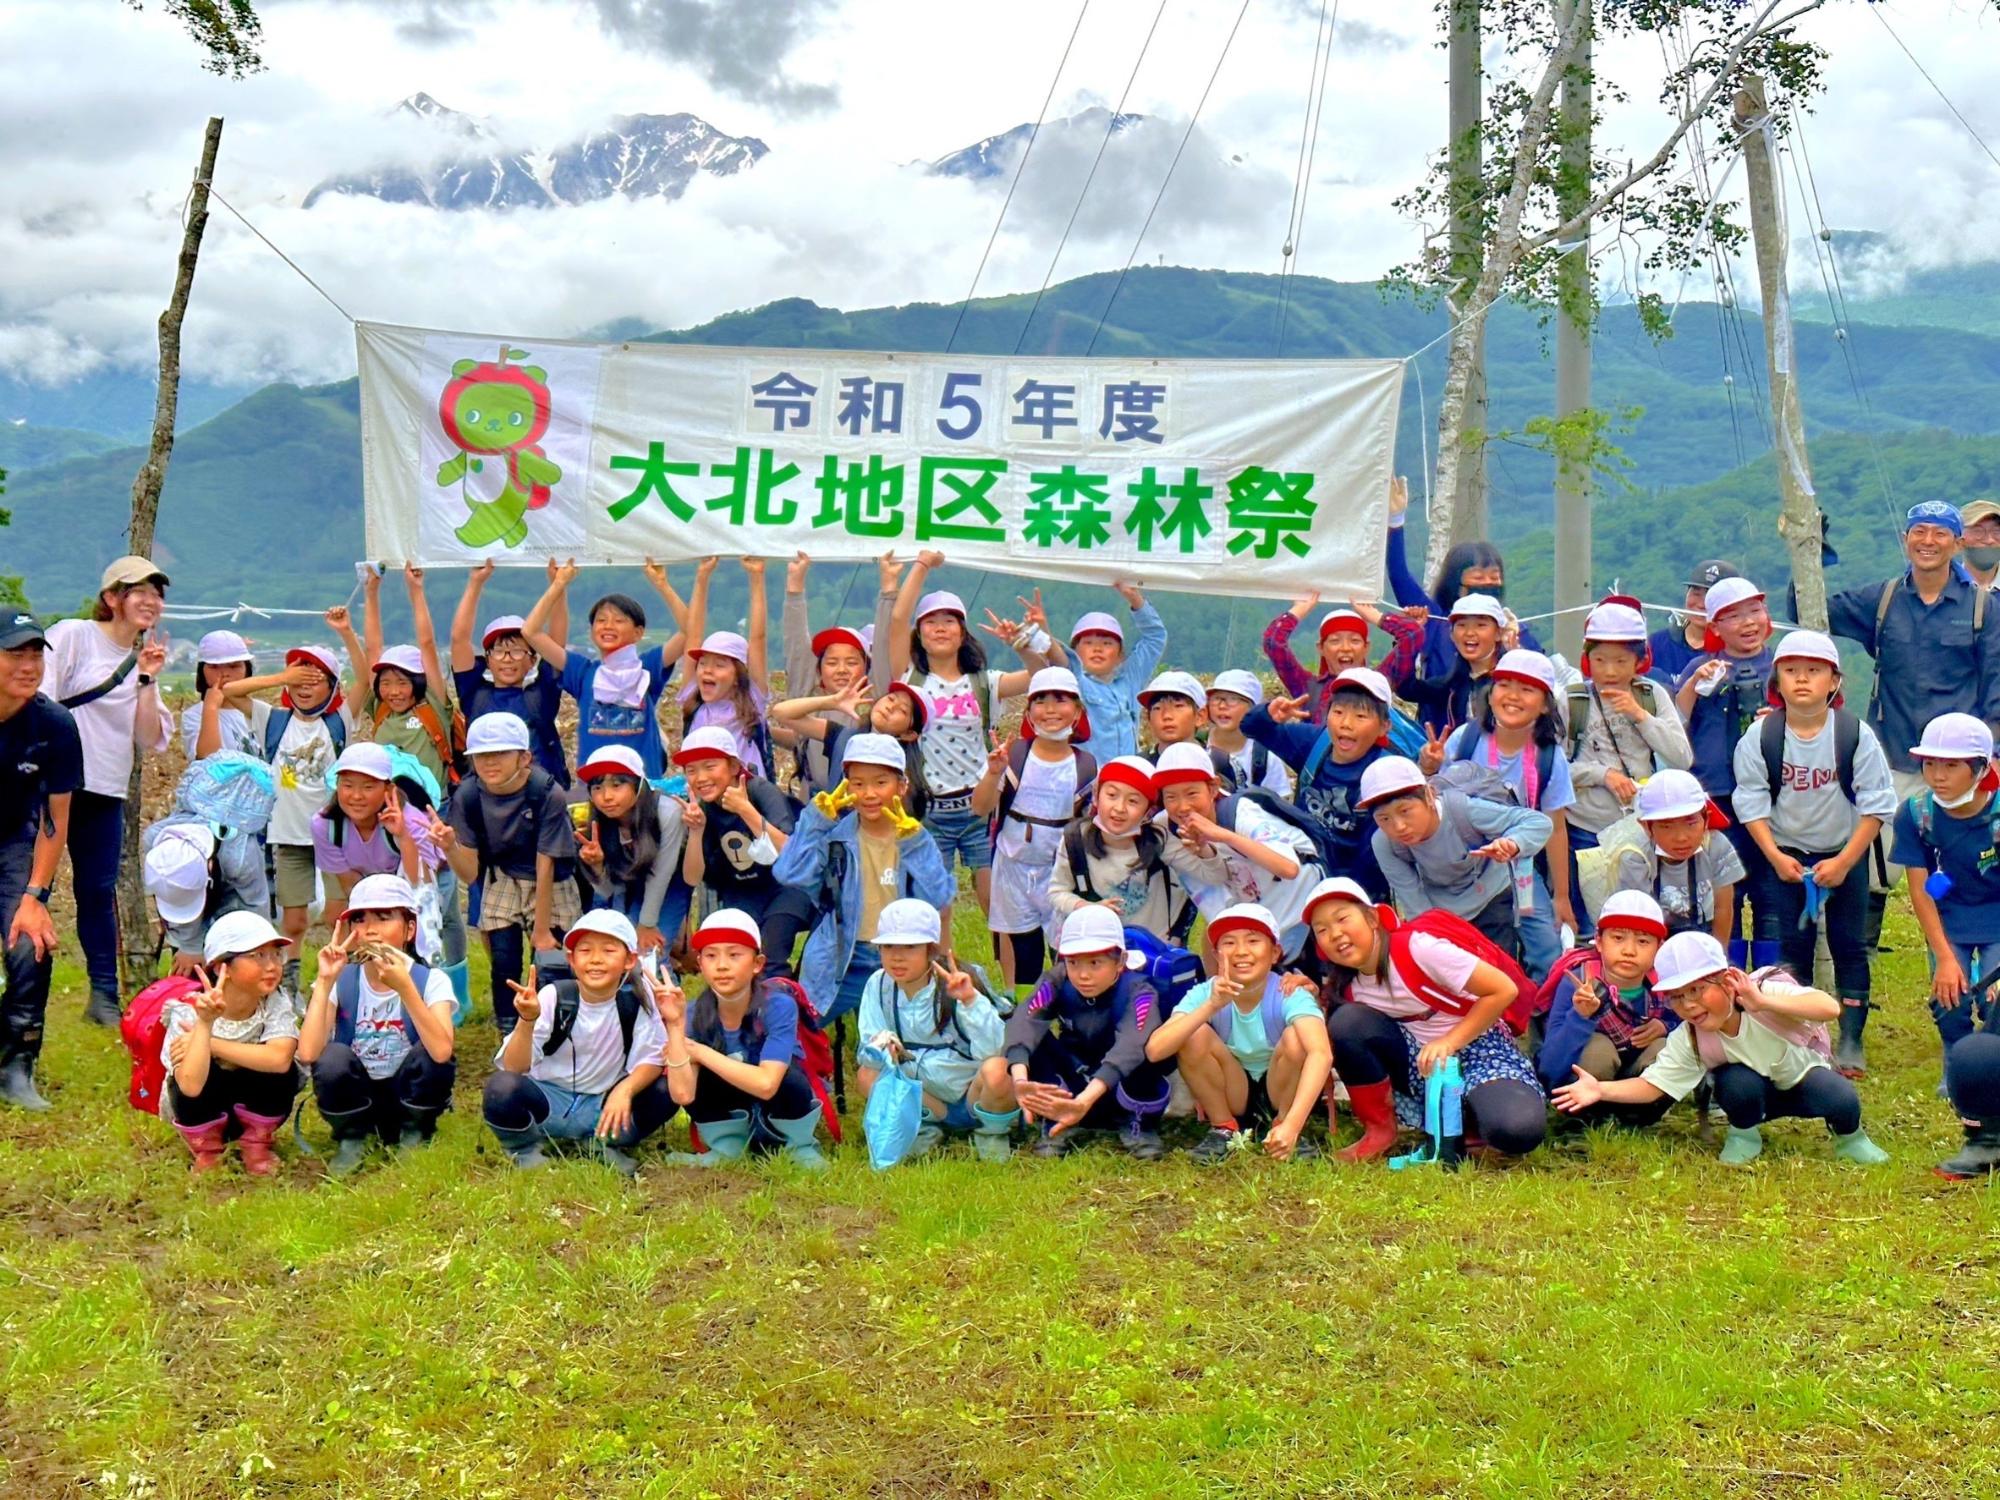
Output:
(321, 1105), (376, 1177)
(173, 1114), (229, 1173)
(1718, 1125), (1764, 1166)
(444, 961), (472, 1026)
(908, 1120), (945, 1158)
(667, 1110), (751, 1167)
(1115, 1079), (1171, 1162)
(231, 1105), (287, 1178)
(1834, 999), (1869, 1079)
(0, 1044), (49, 1112)
(1937, 1119), (2000, 1179)
(490, 1124), (549, 1170)
(767, 1102), (830, 1172)
(85, 989), (123, 1028)
(971, 1103), (1020, 1163)
(280, 957), (304, 1018)
(1032, 1124), (1077, 1158)
(590, 1137), (639, 1177)
(1727, 937), (1749, 969)
(1749, 940), (1782, 972)
(1336, 1079), (1399, 1163)
(1831, 1127), (1889, 1165)
(395, 1103), (446, 1152)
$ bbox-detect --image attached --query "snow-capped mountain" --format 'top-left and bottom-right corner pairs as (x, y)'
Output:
(304, 94), (768, 211)
(930, 108), (1146, 180)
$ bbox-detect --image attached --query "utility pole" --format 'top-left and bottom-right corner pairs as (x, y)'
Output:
(1734, 76), (1826, 629)
(1552, 0), (1592, 662)
(1446, 0), (1489, 548)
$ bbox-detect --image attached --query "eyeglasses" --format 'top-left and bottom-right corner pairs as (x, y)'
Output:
(488, 643), (534, 661)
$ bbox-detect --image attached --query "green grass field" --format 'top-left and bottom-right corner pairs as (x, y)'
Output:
(3, 895), (1997, 1499)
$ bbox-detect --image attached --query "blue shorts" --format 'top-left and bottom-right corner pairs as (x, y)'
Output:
(925, 804), (993, 873)
(940, 1094), (978, 1132)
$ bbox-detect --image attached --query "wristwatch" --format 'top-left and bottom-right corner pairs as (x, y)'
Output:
(137, 673), (156, 686)
(23, 885), (52, 903)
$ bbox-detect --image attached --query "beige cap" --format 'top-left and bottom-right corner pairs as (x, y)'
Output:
(1960, 499), (2000, 528)
(99, 555), (169, 591)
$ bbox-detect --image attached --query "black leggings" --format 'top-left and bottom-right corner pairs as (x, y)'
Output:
(1000, 929), (1048, 989)
(312, 1042), (457, 1140)
(1770, 848), (1873, 1000)
(1711, 1061), (1861, 1135)
(678, 1060), (819, 1124)
(1325, 1003), (1546, 1157)
(759, 887), (824, 980)
(1024, 1032), (1174, 1127)
(1948, 1032), (2000, 1121)
(1465, 889), (1522, 964)
(168, 1065), (299, 1126)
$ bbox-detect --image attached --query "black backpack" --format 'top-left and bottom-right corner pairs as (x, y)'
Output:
(1214, 789), (1340, 877)
(1061, 817), (1197, 943)
(540, 979), (643, 1062)
(1757, 708), (1861, 807)
(464, 766), (557, 875)
(1209, 742), (1270, 795)
(991, 739), (1097, 844)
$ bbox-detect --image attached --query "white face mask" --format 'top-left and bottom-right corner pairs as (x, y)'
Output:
(1936, 778), (1984, 810)
(1037, 724), (1074, 743)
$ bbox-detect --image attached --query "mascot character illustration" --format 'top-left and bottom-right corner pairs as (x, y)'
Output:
(435, 346), (562, 549)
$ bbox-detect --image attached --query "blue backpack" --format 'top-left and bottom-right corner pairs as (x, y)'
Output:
(264, 705), (348, 762)
(173, 752), (277, 837)
(1205, 974), (1291, 1050)
(1121, 925), (1202, 1015)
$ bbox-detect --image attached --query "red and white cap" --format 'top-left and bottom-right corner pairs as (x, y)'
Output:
(1912, 711), (1995, 762)
(1771, 629), (1841, 671)
(673, 725), (744, 766)
(1332, 666), (1393, 706)
(481, 615), (528, 651)
(1138, 670), (1207, 710)
(340, 872), (419, 920)
(372, 644), (425, 677)
(286, 644), (340, 678)
(1057, 904), (1126, 957)
(879, 680), (929, 733)
(566, 908), (639, 952)
(1449, 593), (1507, 624)
(1319, 609), (1369, 643)
(1301, 875), (1383, 928)
(579, 745), (648, 782)
(915, 590), (966, 622)
(692, 907), (762, 952)
(1703, 577), (1765, 620)
(1070, 610), (1125, 645)
(1490, 649), (1559, 697)
(811, 624), (869, 661)
(1583, 597), (1648, 643)
(1208, 669), (1264, 706)
(1653, 931), (1729, 993)
(1596, 889), (1667, 941)
(1634, 769), (1730, 830)
(1097, 755), (1156, 801)
(691, 630), (749, 665)
(1207, 903), (1280, 945)
(1357, 755), (1427, 809)
(1152, 742), (1218, 789)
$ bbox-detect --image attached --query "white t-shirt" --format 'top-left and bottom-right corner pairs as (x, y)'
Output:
(500, 985), (668, 1097)
(42, 618), (173, 796)
(159, 991), (299, 1122)
(180, 697), (272, 761)
(1344, 931), (1482, 1045)
(1191, 797), (1322, 933)
(907, 668), (1006, 793)
(347, 966), (456, 1080)
(267, 706), (354, 847)
(1641, 1001), (1831, 1100)
(994, 748), (1077, 864)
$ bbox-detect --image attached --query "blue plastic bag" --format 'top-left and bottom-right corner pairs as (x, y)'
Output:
(863, 1065), (925, 1171)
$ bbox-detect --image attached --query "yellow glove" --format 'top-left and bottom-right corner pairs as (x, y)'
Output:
(886, 794), (923, 838)
(812, 779), (857, 820)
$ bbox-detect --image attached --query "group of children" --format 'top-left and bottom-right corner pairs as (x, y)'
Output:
(57, 524), (2000, 1179)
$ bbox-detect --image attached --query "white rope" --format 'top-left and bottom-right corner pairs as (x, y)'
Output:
(203, 183), (356, 323)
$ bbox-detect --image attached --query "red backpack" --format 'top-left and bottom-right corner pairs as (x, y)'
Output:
(121, 975), (201, 1114)
(1383, 910), (1536, 1037)
(686, 975), (844, 1150)
(1530, 946), (1603, 1019)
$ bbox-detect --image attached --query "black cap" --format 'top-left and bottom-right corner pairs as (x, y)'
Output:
(1687, 560), (1740, 591)
(0, 612), (47, 650)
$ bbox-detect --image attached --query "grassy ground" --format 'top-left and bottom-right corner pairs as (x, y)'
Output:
(3, 894), (1998, 1500)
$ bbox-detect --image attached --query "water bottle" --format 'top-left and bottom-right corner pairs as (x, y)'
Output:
(1512, 858), (1536, 917)
(1437, 1056), (1466, 1168)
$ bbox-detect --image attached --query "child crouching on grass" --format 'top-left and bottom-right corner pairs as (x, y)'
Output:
(855, 898), (1019, 1162)
(1552, 932), (1889, 1166)
(483, 910), (672, 1176)
(1145, 902), (1332, 1165)
(1536, 891), (1678, 1120)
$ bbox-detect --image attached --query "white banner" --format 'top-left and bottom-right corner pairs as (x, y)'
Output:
(356, 320), (1402, 601)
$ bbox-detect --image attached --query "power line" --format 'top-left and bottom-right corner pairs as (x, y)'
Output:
(943, 0), (1092, 354)
(1276, 0), (1341, 355)
(1871, 6), (2000, 174)
(1012, 0), (1170, 357)
(1084, 0), (1256, 356)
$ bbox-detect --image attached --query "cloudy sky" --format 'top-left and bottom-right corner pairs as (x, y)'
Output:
(3, 0), (1997, 391)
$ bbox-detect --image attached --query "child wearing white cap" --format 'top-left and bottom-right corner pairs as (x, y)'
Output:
(483, 909), (674, 1174)
(572, 746), (686, 954)
(673, 725), (796, 925)
(770, 733), (955, 1028)
(1564, 598), (1692, 848)
(1145, 903), (1333, 1164)
(1049, 756), (1208, 944)
(1003, 905), (1176, 1160)
(1137, 671), (1207, 754)
(297, 873), (458, 1175)
(1044, 583), (1167, 761)
(450, 560), (571, 786)
(1242, 666), (1395, 899)
(1553, 931), (1888, 1166)
(1596, 769), (1745, 943)
(1535, 892), (1679, 1110)
(1203, 670), (1294, 798)
(886, 551), (1052, 922)
(1730, 630), (1896, 1075)
(975, 666), (1099, 993)
(328, 563), (459, 790)
(184, 628), (265, 760)
(679, 555), (775, 779)
(142, 790), (270, 981)
(157, 911), (300, 1175)
(780, 549), (892, 797)
(854, 897), (1018, 1162)
(444, 712), (582, 1036)
(1383, 591), (1511, 738)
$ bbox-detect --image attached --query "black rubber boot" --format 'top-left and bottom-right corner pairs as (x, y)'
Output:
(1834, 999), (1869, 1078)
(0, 1042), (49, 1111)
(84, 990), (123, 1028)
(1938, 1120), (2000, 1179)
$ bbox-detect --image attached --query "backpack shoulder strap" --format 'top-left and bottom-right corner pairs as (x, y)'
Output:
(1447, 727), (1478, 765)
(1063, 821), (1099, 903)
(1300, 732), (1330, 788)
(1565, 683), (1590, 760)
(332, 966), (360, 1046)
(1876, 577), (1900, 634)
(1535, 742), (1557, 801)
(1259, 978), (1287, 1049)
(1253, 742), (1270, 787)
(1834, 708), (1861, 805)
(1976, 584), (1989, 632)
(1209, 745), (1236, 786)
(615, 985), (641, 1059)
(1760, 708), (1786, 797)
(59, 648), (140, 712)
(263, 707), (293, 762)
(541, 980), (582, 1057)
(327, 713), (347, 753)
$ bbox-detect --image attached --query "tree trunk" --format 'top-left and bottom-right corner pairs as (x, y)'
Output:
(115, 116), (223, 1000)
